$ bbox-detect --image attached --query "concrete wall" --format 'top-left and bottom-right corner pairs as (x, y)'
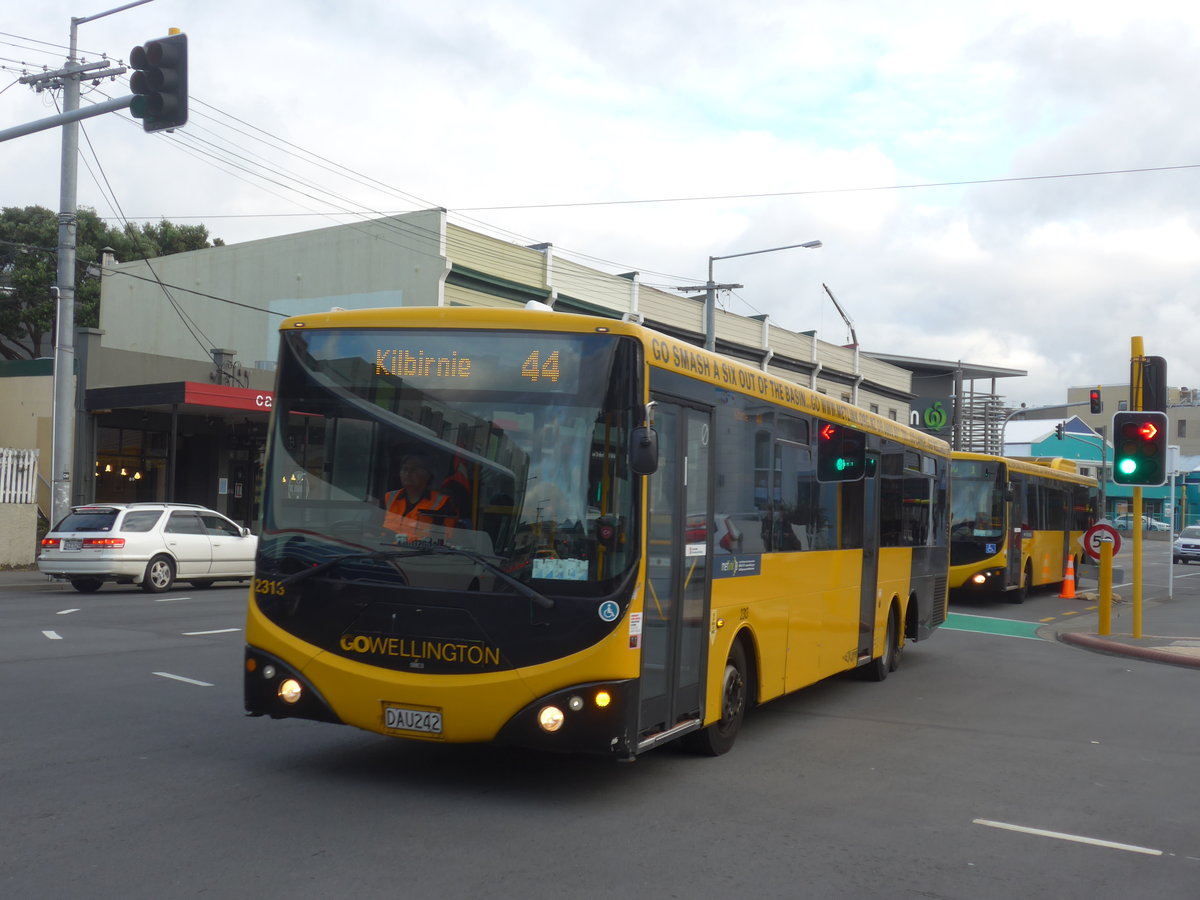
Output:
(0, 360), (53, 517)
(0, 503), (37, 565)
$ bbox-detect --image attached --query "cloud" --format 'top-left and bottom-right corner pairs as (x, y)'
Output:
(5, 1), (1200, 404)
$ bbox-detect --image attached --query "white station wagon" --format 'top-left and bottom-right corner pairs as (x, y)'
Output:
(38, 502), (257, 593)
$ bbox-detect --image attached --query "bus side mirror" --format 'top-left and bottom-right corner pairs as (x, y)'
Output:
(630, 426), (658, 476)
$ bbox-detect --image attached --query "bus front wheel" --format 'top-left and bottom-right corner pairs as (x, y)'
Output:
(685, 642), (748, 756)
(1008, 562), (1031, 604)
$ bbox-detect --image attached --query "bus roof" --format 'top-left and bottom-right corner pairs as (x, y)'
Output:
(280, 305), (951, 458)
(952, 451), (1098, 487)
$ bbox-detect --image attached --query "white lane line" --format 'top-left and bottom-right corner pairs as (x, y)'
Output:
(57, 608), (80, 615)
(154, 596), (190, 602)
(42, 630), (63, 640)
(152, 671), (214, 687)
(973, 818), (1163, 856)
(181, 628), (241, 636)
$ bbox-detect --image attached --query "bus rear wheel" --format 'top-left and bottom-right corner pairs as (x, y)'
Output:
(685, 642), (748, 756)
(863, 607), (898, 682)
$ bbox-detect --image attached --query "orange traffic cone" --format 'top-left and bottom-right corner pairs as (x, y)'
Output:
(1059, 556), (1076, 599)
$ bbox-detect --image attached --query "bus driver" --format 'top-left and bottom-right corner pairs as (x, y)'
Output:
(382, 453), (459, 542)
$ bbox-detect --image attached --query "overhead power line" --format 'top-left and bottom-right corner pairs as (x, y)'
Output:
(452, 163), (1200, 212)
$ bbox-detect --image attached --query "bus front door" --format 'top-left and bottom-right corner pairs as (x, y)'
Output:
(639, 401), (711, 748)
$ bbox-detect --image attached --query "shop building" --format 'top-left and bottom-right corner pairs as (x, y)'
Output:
(11, 210), (922, 529)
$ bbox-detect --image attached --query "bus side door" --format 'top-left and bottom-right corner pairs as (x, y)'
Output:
(639, 400), (712, 742)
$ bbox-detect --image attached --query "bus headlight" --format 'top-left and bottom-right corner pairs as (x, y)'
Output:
(278, 678), (303, 704)
(594, 690), (612, 708)
(538, 705), (565, 732)
(972, 573), (988, 585)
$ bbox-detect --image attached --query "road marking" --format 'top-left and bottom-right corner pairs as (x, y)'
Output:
(42, 630), (62, 640)
(153, 596), (190, 602)
(181, 628), (241, 636)
(152, 671), (213, 687)
(973, 818), (1162, 856)
(57, 608), (80, 615)
(942, 612), (1043, 640)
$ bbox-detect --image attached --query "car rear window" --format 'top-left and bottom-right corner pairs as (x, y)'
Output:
(55, 508), (120, 532)
(120, 510), (164, 533)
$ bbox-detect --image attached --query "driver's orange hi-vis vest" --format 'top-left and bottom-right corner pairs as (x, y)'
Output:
(383, 489), (455, 540)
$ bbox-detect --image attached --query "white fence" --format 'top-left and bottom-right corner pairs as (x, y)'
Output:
(0, 447), (39, 504)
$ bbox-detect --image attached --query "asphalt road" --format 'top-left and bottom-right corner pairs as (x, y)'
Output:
(1, 578), (1197, 899)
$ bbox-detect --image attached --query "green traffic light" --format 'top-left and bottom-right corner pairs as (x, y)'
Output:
(1117, 458), (1138, 475)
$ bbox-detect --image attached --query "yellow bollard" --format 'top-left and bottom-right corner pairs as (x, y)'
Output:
(1099, 539), (1113, 636)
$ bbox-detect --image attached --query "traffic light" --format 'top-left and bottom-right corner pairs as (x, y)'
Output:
(130, 33), (187, 133)
(1055, 422), (1065, 440)
(816, 420), (865, 482)
(1139, 356), (1168, 413)
(1111, 411), (1168, 486)
(1089, 388), (1103, 414)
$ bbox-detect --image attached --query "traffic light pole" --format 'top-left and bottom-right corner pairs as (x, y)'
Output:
(1131, 336), (1145, 638)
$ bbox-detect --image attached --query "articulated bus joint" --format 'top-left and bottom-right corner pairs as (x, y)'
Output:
(244, 646), (342, 725)
(492, 679), (637, 758)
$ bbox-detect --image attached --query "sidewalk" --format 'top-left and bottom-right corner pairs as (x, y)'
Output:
(1049, 563), (1200, 669)
(0, 565), (71, 591)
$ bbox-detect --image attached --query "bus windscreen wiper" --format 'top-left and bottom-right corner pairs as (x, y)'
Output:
(280, 550), (405, 586)
(399, 544), (555, 609)
(280, 545), (554, 609)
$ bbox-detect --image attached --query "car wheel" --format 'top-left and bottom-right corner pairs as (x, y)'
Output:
(683, 641), (748, 756)
(141, 555), (176, 593)
(71, 578), (103, 593)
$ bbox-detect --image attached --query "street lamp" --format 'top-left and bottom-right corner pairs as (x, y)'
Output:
(676, 240), (822, 351)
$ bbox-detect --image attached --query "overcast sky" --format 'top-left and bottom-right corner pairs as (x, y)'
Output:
(5, 1), (1200, 407)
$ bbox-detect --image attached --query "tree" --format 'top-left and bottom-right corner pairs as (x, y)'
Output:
(0, 205), (222, 361)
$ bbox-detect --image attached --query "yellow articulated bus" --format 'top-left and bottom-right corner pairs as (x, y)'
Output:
(949, 452), (1098, 603)
(244, 305), (951, 759)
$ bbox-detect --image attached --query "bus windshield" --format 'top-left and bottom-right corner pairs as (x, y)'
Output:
(258, 327), (640, 601)
(950, 458), (1006, 540)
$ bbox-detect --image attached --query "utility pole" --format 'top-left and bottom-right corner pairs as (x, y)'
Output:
(52, 19), (84, 529)
(6, 1), (170, 527)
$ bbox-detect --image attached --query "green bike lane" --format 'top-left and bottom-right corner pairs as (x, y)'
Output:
(942, 611), (1046, 640)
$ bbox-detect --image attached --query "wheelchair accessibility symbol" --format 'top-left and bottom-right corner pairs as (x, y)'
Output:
(598, 600), (621, 622)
